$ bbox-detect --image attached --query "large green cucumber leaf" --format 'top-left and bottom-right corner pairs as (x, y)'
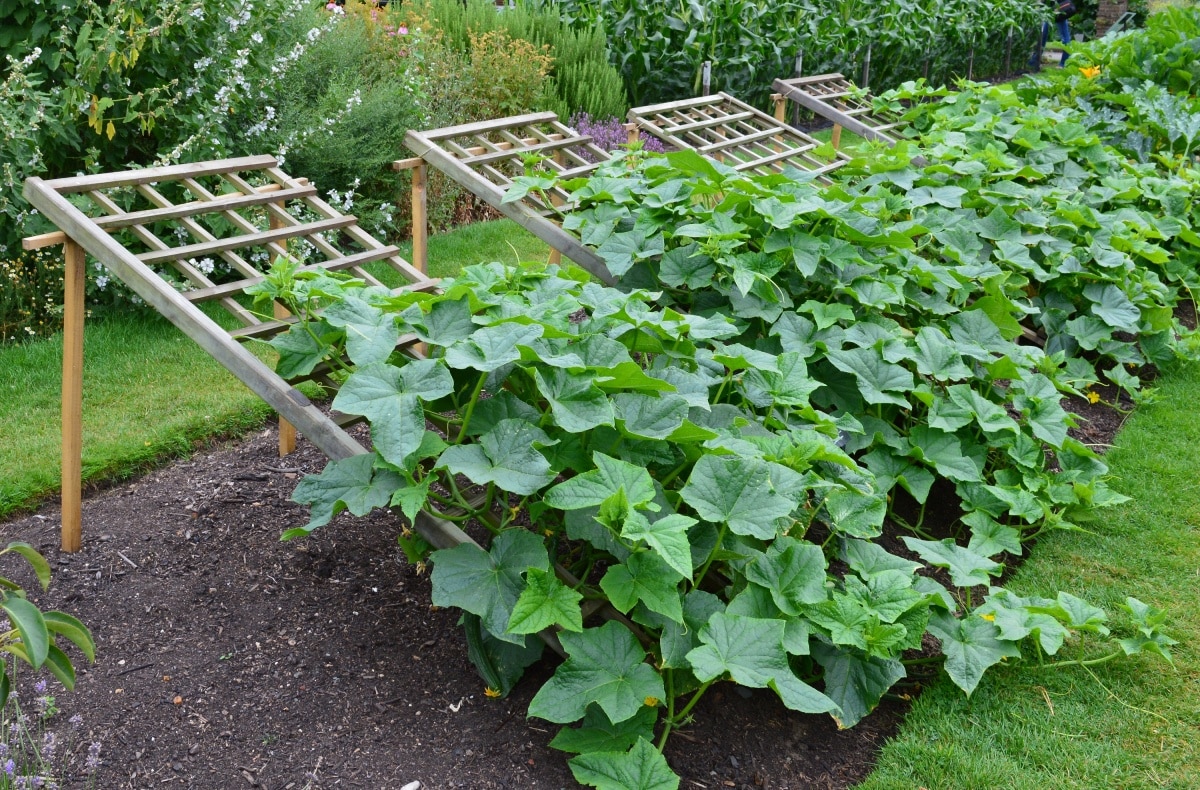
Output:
(812, 641), (906, 729)
(430, 529), (548, 645)
(901, 537), (1003, 589)
(507, 568), (584, 635)
(529, 621), (665, 725)
(601, 552), (685, 624)
(551, 705), (658, 755)
(679, 455), (795, 539)
(743, 537), (828, 617)
(444, 323), (544, 372)
(332, 360), (453, 468)
(621, 511), (696, 579)
(928, 610), (1020, 695)
(545, 453), (657, 512)
(686, 613), (839, 715)
(438, 419), (556, 496)
(824, 487), (887, 539)
(568, 737), (679, 790)
(534, 367), (617, 433)
(614, 392), (690, 440)
(322, 296), (401, 366)
(287, 454), (403, 537)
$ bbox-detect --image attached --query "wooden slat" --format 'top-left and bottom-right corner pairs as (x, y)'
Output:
(266, 168), (429, 286)
(61, 240), (85, 552)
(419, 111), (559, 141)
(700, 125), (795, 154)
(89, 185), (318, 230)
(463, 135), (593, 167)
(43, 155), (277, 194)
(772, 76), (909, 149)
(137, 215), (356, 265)
(664, 110), (756, 135)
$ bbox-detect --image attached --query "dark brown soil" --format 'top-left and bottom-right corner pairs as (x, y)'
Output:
(2, 424), (904, 790)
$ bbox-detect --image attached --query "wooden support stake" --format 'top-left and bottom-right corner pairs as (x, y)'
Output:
(772, 94), (786, 124)
(268, 211), (297, 457)
(626, 123), (639, 147)
(411, 162), (428, 279)
(61, 239), (85, 552)
(831, 124), (843, 150)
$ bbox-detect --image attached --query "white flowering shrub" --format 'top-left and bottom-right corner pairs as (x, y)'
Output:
(0, 0), (326, 339)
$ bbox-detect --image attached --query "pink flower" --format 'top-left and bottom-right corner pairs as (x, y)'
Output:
(398, 25), (409, 35)
(325, 2), (337, 9)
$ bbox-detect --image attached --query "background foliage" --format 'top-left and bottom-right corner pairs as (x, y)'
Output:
(519, 0), (1052, 107)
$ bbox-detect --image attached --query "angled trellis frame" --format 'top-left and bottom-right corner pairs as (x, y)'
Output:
(627, 92), (850, 180)
(771, 73), (908, 147)
(21, 155), (465, 552)
(402, 112), (618, 285)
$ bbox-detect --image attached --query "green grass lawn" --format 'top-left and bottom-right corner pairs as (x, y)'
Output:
(0, 218), (549, 518)
(858, 361), (1200, 790)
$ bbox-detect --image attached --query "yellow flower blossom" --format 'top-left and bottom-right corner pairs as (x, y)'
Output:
(484, 687), (502, 699)
(1086, 390), (1101, 404)
(980, 613), (996, 622)
(644, 696), (660, 707)
(1080, 65), (1101, 79)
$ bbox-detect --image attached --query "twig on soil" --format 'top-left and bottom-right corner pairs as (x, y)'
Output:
(116, 550), (139, 569)
(117, 662), (155, 676)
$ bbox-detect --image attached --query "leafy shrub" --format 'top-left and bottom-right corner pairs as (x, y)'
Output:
(246, 2), (425, 237)
(415, 0), (627, 119)
(0, 0), (329, 338)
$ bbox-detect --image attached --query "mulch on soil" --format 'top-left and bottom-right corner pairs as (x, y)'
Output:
(3, 425), (904, 790)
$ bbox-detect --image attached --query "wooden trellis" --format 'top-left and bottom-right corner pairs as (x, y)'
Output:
(401, 112), (618, 285)
(771, 73), (908, 148)
(21, 155), (464, 552)
(627, 93), (850, 179)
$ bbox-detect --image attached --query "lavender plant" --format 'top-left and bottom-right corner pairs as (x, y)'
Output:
(568, 113), (666, 162)
(0, 682), (102, 789)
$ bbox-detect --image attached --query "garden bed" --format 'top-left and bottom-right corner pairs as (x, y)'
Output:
(3, 378), (1126, 789)
(4, 426), (902, 789)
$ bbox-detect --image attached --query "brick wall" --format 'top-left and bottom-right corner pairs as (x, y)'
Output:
(1095, 0), (1129, 34)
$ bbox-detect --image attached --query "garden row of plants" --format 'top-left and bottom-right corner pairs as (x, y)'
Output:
(0, 0), (627, 341)
(251, 10), (1200, 787)
(521, 0), (1065, 107)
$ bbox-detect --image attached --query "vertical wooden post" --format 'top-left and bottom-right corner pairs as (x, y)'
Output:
(548, 150), (564, 266)
(61, 240), (85, 552)
(862, 43), (872, 90)
(268, 212), (297, 456)
(411, 162), (428, 278)
(771, 94), (787, 151)
(831, 125), (844, 150)
(626, 123), (639, 146)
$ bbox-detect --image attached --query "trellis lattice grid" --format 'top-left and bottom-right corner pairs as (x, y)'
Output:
(627, 92), (850, 179)
(403, 112), (618, 282)
(772, 73), (908, 146)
